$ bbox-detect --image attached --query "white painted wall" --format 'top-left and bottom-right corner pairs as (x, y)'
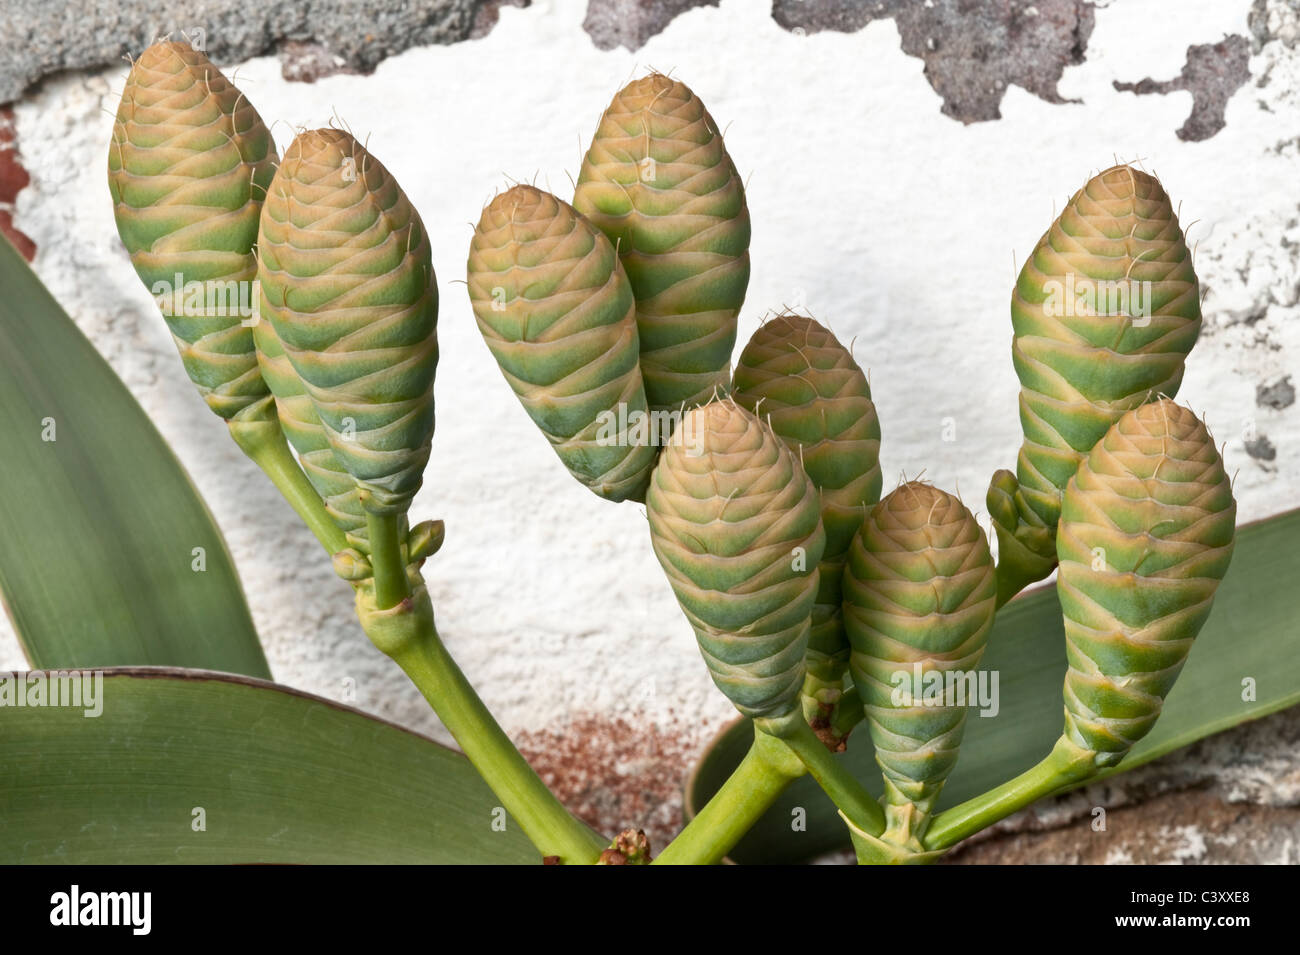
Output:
(3, 0), (1295, 760)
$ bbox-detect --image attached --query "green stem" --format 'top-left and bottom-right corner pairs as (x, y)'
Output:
(924, 735), (1097, 850)
(829, 686), (864, 740)
(388, 617), (606, 865)
(366, 511), (410, 609)
(229, 419), (348, 557)
(653, 729), (803, 865)
(769, 719), (886, 837)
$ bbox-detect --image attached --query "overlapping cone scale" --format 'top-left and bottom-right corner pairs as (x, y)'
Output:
(258, 128), (438, 517)
(466, 185), (656, 502)
(108, 41), (277, 421)
(1057, 398), (1235, 767)
(843, 482), (996, 839)
(731, 312), (882, 706)
(574, 73), (750, 415)
(1006, 164), (1201, 562)
(646, 401), (825, 723)
(253, 321), (368, 549)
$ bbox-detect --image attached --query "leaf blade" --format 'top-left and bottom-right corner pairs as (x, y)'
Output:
(0, 668), (537, 864)
(0, 236), (269, 676)
(686, 508), (1300, 863)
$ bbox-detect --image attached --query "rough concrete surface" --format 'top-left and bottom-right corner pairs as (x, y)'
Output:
(583, 0), (718, 50)
(0, 0), (516, 102)
(1115, 35), (1252, 141)
(773, 0), (1097, 123)
(1, 0), (1297, 862)
(948, 704), (1300, 864)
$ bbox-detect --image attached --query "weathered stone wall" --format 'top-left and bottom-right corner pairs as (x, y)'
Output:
(2, 0), (1296, 862)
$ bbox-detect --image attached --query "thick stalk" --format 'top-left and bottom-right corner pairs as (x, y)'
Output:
(829, 686), (864, 740)
(366, 511), (410, 609)
(924, 735), (1097, 850)
(388, 620), (606, 864)
(769, 719), (886, 837)
(654, 729), (804, 865)
(229, 419), (348, 556)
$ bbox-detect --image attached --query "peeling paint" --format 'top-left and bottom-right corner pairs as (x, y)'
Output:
(277, 41), (360, 84)
(1246, 433), (1279, 460)
(582, 0), (719, 51)
(0, 108), (35, 260)
(772, 0), (1096, 123)
(1258, 375), (1296, 409)
(0, 0), (517, 103)
(1114, 36), (1251, 141)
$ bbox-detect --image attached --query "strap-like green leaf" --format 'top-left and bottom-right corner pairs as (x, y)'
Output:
(686, 508), (1300, 863)
(0, 237), (269, 676)
(0, 669), (538, 863)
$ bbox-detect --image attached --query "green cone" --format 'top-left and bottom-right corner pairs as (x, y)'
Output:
(574, 73), (750, 415)
(1057, 398), (1235, 768)
(257, 129), (438, 517)
(466, 185), (657, 503)
(108, 40), (277, 422)
(731, 312), (882, 722)
(646, 400), (825, 734)
(993, 165), (1202, 596)
(844, 482), (997, 845)
(252, 320), (368, 550)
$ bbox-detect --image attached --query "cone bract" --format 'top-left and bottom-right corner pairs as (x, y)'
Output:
(574, 73), (750, 415)
(731, 312), (882, 712)
(646, 400), (825, 728)
(258, 129), (438, 516)
(253, 320), (368, 549)
(108, 41), (277, 421)
(1057, 398), (1235, 767)
(466, 185), (656, 502)
(996, 165), (1202, 584)
(844, 483), (996, 843)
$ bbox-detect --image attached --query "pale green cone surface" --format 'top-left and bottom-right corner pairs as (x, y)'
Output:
(731, 312), (882, 711)
(844, 482), (996, 842)
(646, 400), (825, 727)
(1057, 398), (1235, 767)
(252, 320), (368, 549)
(574, 73), (750, 414)
(1002, 164), (1201, 574)
(258, 128), (438, 516)
(466, 185), (656, 503)
(108, 41), (277, 421)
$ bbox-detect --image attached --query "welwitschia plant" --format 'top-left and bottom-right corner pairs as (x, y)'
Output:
(109, 41), (276, 425)
(646, 400), (825, 733)
(574, 74), (750, 415)
(926, 398), (1234, 851)
(988, 165), (1202, 604)
(466, 185), (656, 502)
(732, 313), (882, 736)
(108, 43), (353, 558)
(105, 48), (1237, 864)
(1056, 399), (1235, 766)
(842, 483), (996, 858)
